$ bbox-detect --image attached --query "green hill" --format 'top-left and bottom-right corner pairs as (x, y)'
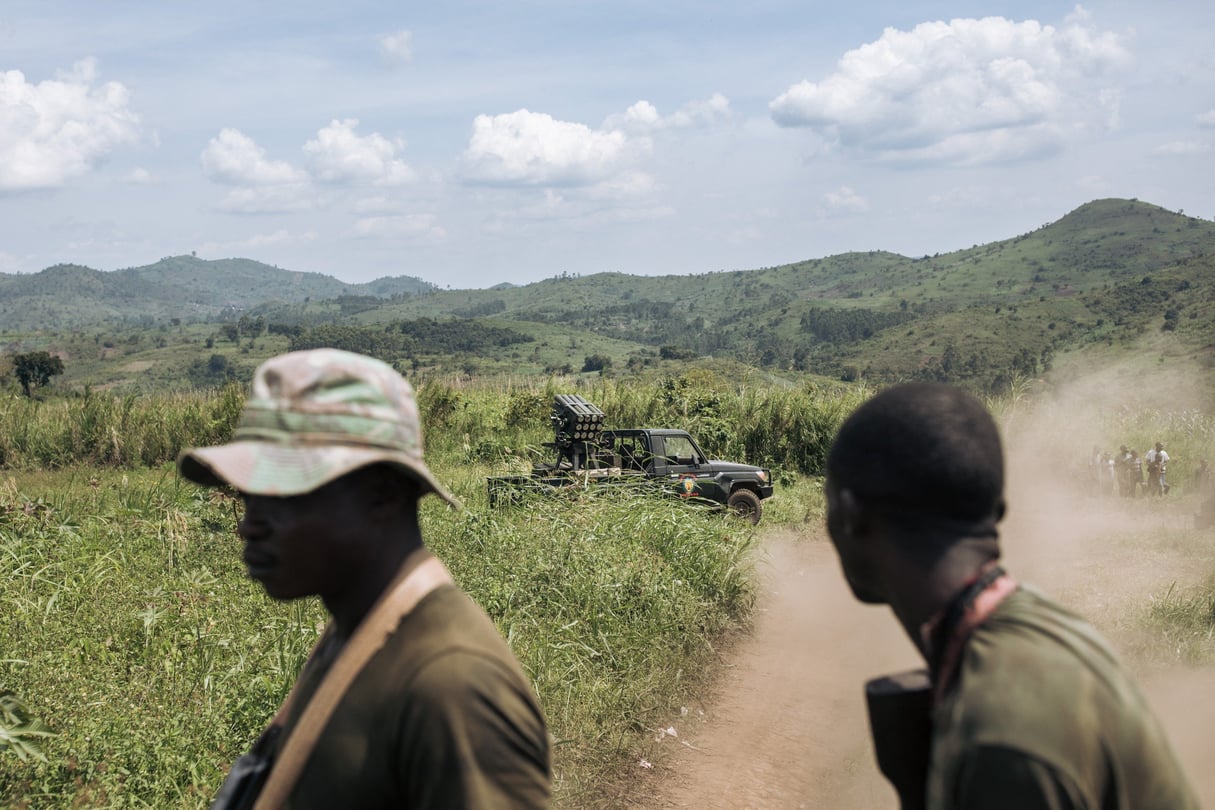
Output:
(0, 255), (437, 331)
(327, 198), (1214, 390)
(3, 199), (1213, 394)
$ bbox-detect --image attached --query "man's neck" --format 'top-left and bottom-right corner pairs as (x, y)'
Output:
(885, 537), (1000, 659)
(325, 525), (424, 639)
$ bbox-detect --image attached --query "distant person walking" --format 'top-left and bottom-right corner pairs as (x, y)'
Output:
(1116, 445), (1134, 497)
(1145, 442), (1171, 496)
(1128, 449), (1144, 498)
(822, 383), (1198, 809)
(179, 349), (551, 809)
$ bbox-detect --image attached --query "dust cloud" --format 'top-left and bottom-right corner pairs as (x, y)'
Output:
(996, 353), (1215, 806)
(637, 531), (919, 809)
(643, 353), (1213, 808)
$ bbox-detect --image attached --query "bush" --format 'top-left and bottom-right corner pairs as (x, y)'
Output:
(581, 354), (612, 373)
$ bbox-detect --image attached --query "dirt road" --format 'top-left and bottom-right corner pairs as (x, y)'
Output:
(640, 531), (910, 809)
(642, 508), (1214, 809)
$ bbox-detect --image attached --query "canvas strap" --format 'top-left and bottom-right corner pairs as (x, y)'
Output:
(251, 548), (454, 810)
(921, 563), (1017, 705)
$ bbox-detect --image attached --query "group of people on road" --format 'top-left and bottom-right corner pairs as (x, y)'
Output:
(1090, 441), (1175, 498)
(177, 349), (1200, 809)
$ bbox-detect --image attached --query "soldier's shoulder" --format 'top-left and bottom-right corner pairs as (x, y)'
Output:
(947, 587), (1155, 762)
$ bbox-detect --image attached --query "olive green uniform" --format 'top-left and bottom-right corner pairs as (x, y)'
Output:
(274, 584), (551, 809)
(928, 587), (1198, 810)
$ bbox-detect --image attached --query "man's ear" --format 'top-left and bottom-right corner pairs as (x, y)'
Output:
(993, 497), (1007, 523)
(836, 487), (866, 538)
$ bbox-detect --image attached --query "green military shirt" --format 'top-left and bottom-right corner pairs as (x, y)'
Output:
(928, 586), (1198, 810)
(274, 583), (551, 809)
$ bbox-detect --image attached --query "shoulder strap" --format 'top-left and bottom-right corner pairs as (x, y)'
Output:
(252, 550), (454, 810)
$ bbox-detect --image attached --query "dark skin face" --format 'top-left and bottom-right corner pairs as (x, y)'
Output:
(824, 476), (1002, 658)
(237, 467), (423, 638)
(824, 479), (886, 605)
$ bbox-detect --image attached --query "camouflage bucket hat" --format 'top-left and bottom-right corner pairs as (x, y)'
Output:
(178, 349), (460, 508)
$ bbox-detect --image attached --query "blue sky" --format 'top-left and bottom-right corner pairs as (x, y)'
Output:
(2, 1), (1212, 288)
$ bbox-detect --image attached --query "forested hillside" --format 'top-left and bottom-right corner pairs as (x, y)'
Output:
(2, 198), (1213, 394)
(0, 255), (436, 330)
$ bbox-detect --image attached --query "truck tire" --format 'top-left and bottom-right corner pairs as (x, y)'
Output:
(727, 488), (762, 525)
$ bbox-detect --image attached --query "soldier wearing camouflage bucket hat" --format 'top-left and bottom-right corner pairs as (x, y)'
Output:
(179, 349), (551, 810)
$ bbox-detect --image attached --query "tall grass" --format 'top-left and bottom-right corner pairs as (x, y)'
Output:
(0, 467), (754, 806)
(2, 374), (866, 481)
(0, 472), (308, 806)
(0, 385), (244, 470)
(1143, 577), (1215, 666)
(2, 375), (1209, 806)
(415, 373), (871, 483)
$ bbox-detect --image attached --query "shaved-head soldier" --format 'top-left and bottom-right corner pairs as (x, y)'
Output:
(824, 382), (1197, 810)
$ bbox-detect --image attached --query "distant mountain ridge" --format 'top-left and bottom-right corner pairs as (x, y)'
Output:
(3, 199), (1213, 395)
(0, 255), (437, 331)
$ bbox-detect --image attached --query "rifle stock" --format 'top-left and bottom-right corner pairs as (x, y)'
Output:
(865, 669), (933, 810)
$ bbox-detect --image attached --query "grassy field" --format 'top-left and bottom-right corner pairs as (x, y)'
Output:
(0, 376), (1210, 807)
(0, 377), (846, 806)
(0, 466), (773, 806)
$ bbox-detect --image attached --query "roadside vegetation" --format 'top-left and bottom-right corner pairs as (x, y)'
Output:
(0, 466), (759, 805)
(1, 335), (1211, 806)
(0, 375), (858, 806)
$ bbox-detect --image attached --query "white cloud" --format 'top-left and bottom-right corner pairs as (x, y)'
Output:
(379, 30), (414, 64)
(1152, 140), (1210, 156)
(823, 186), (868, 213)
(201, 128), (308, 186)
(603, 93), (732, 134)
(302, 119), (415, 186)
(611, 101), (660, 132)
(351, 213), (446, 242)
(769, 12), (1129, 166)
(669, 94), (732, 128)
(1197, 110), (1215, 128)
(0, 59), (140, 191)
(462, 109), (639, 186)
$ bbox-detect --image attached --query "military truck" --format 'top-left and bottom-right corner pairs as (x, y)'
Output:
(486, 394), (775, 523)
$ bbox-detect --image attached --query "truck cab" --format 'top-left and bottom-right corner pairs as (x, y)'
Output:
(606, 429), (703, 473)
(599, 429), (774, 522)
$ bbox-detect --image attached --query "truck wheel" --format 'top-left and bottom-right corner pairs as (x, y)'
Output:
(727, 489), (762, 525)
